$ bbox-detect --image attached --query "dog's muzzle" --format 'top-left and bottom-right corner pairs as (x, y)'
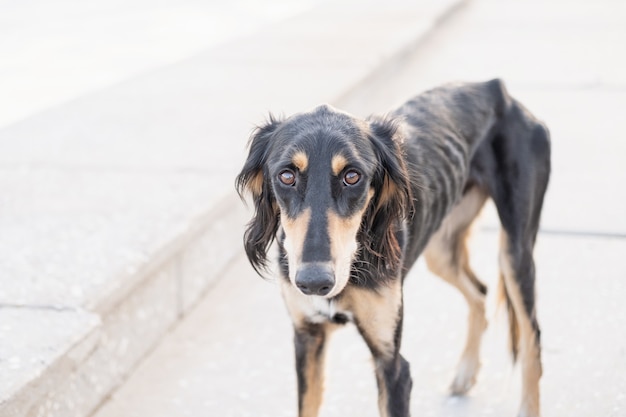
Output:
(295, 263), (335, 296)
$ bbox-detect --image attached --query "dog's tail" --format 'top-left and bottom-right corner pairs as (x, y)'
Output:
(497, 275), (520, 362)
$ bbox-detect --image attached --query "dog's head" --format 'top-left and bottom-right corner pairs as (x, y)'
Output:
(236, 104), (411, 298)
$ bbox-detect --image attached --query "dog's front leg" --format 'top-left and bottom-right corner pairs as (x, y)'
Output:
(281, 282), (333, 417)
(293, 321), (332, 417)
(346, 282), (412, 417)
(372, 351), (412, 417)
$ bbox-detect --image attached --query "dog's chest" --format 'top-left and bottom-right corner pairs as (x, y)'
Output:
(305, 296), (352, 325)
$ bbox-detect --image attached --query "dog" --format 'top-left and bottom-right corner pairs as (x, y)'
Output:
(236, 79), (550, 417)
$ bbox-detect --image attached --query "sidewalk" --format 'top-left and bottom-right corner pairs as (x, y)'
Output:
(0, 0), (462, 416)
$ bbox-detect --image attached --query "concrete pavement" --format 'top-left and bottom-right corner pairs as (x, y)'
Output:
(92, 0), (626, 416)
(0, 0), (462, 416)
(93, 236), (626, 417)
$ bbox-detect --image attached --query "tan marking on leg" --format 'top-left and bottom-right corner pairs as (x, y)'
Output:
(292, 151), (309, 172)
(376, 370), (390, 417)
(298, 326), (330, 417)
(497, 270), (521, 360)
(424, 187), (488, 395)
(281, 283), (337, 417)
(499, 231), (542, 417)
(282, 209), (311, 286)
(325, 189), (373, 297)
(340, 281), (403, 361)
(331, 154), (348, 176)
(433, 186), (487, 237)
(339, 282), (403, 417)
(300, 365), (323, 417)
(425, 235), (487, 395)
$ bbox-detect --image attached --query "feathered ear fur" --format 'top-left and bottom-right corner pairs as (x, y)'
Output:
(235, 115), (283, 274)
(360, 115), (413, 278)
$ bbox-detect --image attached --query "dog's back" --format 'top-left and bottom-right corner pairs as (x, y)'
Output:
(395, 79), (550, 270)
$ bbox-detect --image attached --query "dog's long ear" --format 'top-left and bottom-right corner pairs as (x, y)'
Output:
(362, 115), (413, 275)
(235, 115), (283, 274)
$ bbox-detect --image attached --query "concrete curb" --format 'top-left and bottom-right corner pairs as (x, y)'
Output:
(0, 195), (247, 417)
(0, 0), (465, 416)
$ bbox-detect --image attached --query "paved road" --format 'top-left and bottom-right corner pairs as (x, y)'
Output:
(93, 0), (626, 416)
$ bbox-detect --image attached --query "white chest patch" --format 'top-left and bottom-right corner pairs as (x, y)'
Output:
(280, 280), (354, 325)
(306, 296), (353, 324)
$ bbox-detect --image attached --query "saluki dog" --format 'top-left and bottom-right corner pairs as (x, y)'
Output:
(236, 79), (550, 417)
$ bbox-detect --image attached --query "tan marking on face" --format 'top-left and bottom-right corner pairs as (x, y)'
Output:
(499, 231), (542, 417)
(248, 171), (264, 197)
(331, 154), (348, 176)
(280, 280), (307, 327)
(325, 189), (374, 297)
(292, 151), (309, 171)
(376, 175), (398, 210)
(281, 209), (311, 285)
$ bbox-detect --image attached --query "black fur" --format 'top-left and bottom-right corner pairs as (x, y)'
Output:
(356, 115), (413, 285)
(235, 115), (283, 274)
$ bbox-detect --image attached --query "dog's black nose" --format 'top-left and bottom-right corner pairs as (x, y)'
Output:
(295, 263), (335, 296)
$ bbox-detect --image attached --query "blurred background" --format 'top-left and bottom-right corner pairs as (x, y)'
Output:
(0, 0), (325, 127)
(0, 0), (625, 416)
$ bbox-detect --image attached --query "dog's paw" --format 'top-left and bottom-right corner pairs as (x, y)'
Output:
(449, 357), (480, 396)
(517, 401), (541, 417)
(517, 410), (540, 417)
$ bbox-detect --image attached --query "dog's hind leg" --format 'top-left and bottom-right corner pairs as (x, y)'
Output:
(495, 190), (549, 417)
(498, 230), (542, 417)
(345, 281), (411, 417)
(424, 185), (489, 395)
(488, 108), (550, 417)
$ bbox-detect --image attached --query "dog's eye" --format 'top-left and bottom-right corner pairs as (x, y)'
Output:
(278, 169), (296, 186)
(343, 170), (361, 186)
